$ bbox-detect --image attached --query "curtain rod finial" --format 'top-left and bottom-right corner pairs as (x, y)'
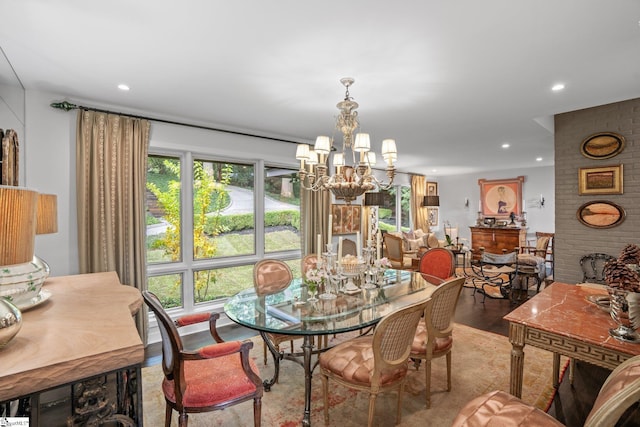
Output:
(50, 101), (77, 111)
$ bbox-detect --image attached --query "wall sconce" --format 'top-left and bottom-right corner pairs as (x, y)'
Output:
(540, 194), (545, 207)
(422, 195), (440, 207)
(464, 197), (469, 207)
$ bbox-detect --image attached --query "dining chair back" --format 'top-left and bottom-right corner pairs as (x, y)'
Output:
(319, 299), (429, 427)
(253, 259), (297, 365)
(301, 254), (318, 276)
(418, 248), (455, 281)
(410, 276), (465, 407)
(143, 290), (263, 427)
(341, 238), (357, 257)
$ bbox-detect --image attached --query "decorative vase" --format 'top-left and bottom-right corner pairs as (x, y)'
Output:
(607, 287), (640, 343)
(0, 297), (23, 348)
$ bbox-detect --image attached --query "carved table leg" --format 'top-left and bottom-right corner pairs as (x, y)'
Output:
(509, 322), (526, 398)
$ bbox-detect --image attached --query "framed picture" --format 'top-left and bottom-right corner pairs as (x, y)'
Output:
(478, 176), (525, 217)
(427, 207), (438, 227)
(577, 200), (625, 229)
(578, 165), (623, 195)
(426, 181), (438, 196)
(580, 132), (625, 160)
(331, 204), (362, 235)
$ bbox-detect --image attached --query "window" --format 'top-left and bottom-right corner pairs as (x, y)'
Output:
(146, 153), (301, 312)
(377, 185), (412, 232)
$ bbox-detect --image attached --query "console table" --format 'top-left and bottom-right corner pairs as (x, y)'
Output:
(0, 271), (144, 425)
(469, 226), (525, 259)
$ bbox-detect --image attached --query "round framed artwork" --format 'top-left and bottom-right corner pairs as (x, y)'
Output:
(576, 200), (625, 229)
(580, 132), (625, 160)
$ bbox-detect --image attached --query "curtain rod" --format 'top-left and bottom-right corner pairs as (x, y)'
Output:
(50, 100), (301, 145)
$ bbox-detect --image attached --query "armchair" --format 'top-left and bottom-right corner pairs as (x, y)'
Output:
(143, 291), (263, 427)
(452, 354), (640, 427)
(383, 233), (414, 270)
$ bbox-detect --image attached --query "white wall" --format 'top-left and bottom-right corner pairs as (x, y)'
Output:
(434, 166), (555, 246)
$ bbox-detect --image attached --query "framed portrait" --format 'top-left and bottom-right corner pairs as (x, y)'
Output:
(478, 176), (525, 217)
(331, 204), (361, 235)
(580, 132), (625, 160)
(427, 207), (438, 227)
(426, 181), (438, 196)
(577, 200), (625, 229)
(578, 165), (623, 195)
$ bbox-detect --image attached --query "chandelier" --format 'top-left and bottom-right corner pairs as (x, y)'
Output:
(295, 77), (397, 204)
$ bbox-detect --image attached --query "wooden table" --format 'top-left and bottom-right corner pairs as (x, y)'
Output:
(504, 282), (640, 398)
(0, 272), (144, 424)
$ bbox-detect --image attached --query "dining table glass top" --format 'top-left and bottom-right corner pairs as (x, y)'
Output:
(224, 269), (438, 336)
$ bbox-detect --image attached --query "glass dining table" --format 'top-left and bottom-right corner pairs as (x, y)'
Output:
(224, 268), (438, 426)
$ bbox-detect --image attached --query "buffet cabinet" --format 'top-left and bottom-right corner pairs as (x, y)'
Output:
(469, 226), (526, 259)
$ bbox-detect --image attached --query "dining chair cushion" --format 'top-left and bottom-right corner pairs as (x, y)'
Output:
(162, 350), (260, 407)
(411, 319), (453, 354)
(451, 389), (564, 426)
(319, 335), (408, 386)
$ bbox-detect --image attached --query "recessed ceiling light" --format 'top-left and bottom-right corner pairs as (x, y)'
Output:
(431, 169), (437, 173)
(501, 143), (510, 149)
(118, 84), (130, 91)
(536, 157), (543, 162)
(551, 83), (565, 92)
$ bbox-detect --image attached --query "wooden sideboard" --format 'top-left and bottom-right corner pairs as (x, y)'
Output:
(470, 226), (526, 259)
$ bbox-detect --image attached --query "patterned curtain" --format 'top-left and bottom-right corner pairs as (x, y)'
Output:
(76, 110), (150, 341)
(301, 188), (331, 255)
(411, 174), (429, 232)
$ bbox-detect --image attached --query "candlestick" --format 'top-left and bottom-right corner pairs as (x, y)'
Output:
(327, 213), (333, 245)
(356, 231), (361, 257)
(317, 234), (322, 254)
(376, 230), (382, 261)
(338, 237), (343, 263)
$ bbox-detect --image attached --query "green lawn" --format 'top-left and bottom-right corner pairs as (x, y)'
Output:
(148, 229), (302, 308)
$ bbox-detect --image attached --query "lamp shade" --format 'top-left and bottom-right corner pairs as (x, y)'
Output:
(423, 195), (440, 207)
(0, 186), (38, 266)
(314, 136), (331, 155)
(36, 193), (58, 235)
(364, 191), (385, 206)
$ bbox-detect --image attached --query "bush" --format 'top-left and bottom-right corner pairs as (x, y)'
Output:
(378, 208), (392, 219)
(204, 210), (300, 234)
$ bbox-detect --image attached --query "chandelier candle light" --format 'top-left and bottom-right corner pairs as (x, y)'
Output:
(296, 78), (398, 204)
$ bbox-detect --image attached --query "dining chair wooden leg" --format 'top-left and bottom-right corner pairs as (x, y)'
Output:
(425, 358), (433, 408)
(368, 392), (378, 427)
(321, 372), (330, 424)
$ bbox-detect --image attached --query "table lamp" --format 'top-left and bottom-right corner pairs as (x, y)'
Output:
(0, 186), (39, 347)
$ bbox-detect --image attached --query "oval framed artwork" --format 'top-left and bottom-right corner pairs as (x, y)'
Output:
(576, 200), (626, 229)
(580, 132), (625, 160)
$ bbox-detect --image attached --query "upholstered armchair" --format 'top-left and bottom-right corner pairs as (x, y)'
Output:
(410, 277), (465, 408)
(143, 291), (263, 427)
(383, 233), (414, 270)
(518, 232), (554, 289)
(319, 299), (429, 427)
(451, 354), (640, 427)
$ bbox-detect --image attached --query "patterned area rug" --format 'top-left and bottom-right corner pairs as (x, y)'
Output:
(142, 323), (564, 426)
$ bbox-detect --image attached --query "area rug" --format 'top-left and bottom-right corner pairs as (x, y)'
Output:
(142, 323), (564, 426)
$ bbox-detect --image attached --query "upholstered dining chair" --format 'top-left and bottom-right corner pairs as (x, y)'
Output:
(451, 353), (640, 427)
(409, 276), (466, 408)
(319, 299), (429, 427)
(301, 253), (318, 276)
(418, 248), (456, 282)
(143, 291), (263, 427)
(383, 233), (414, 270)
(253, 259), (299, 365)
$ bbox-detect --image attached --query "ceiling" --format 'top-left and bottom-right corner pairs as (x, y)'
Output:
(1, 1), (640, 176)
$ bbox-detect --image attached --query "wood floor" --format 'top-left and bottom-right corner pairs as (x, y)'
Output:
(145, 285), (640, 426)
